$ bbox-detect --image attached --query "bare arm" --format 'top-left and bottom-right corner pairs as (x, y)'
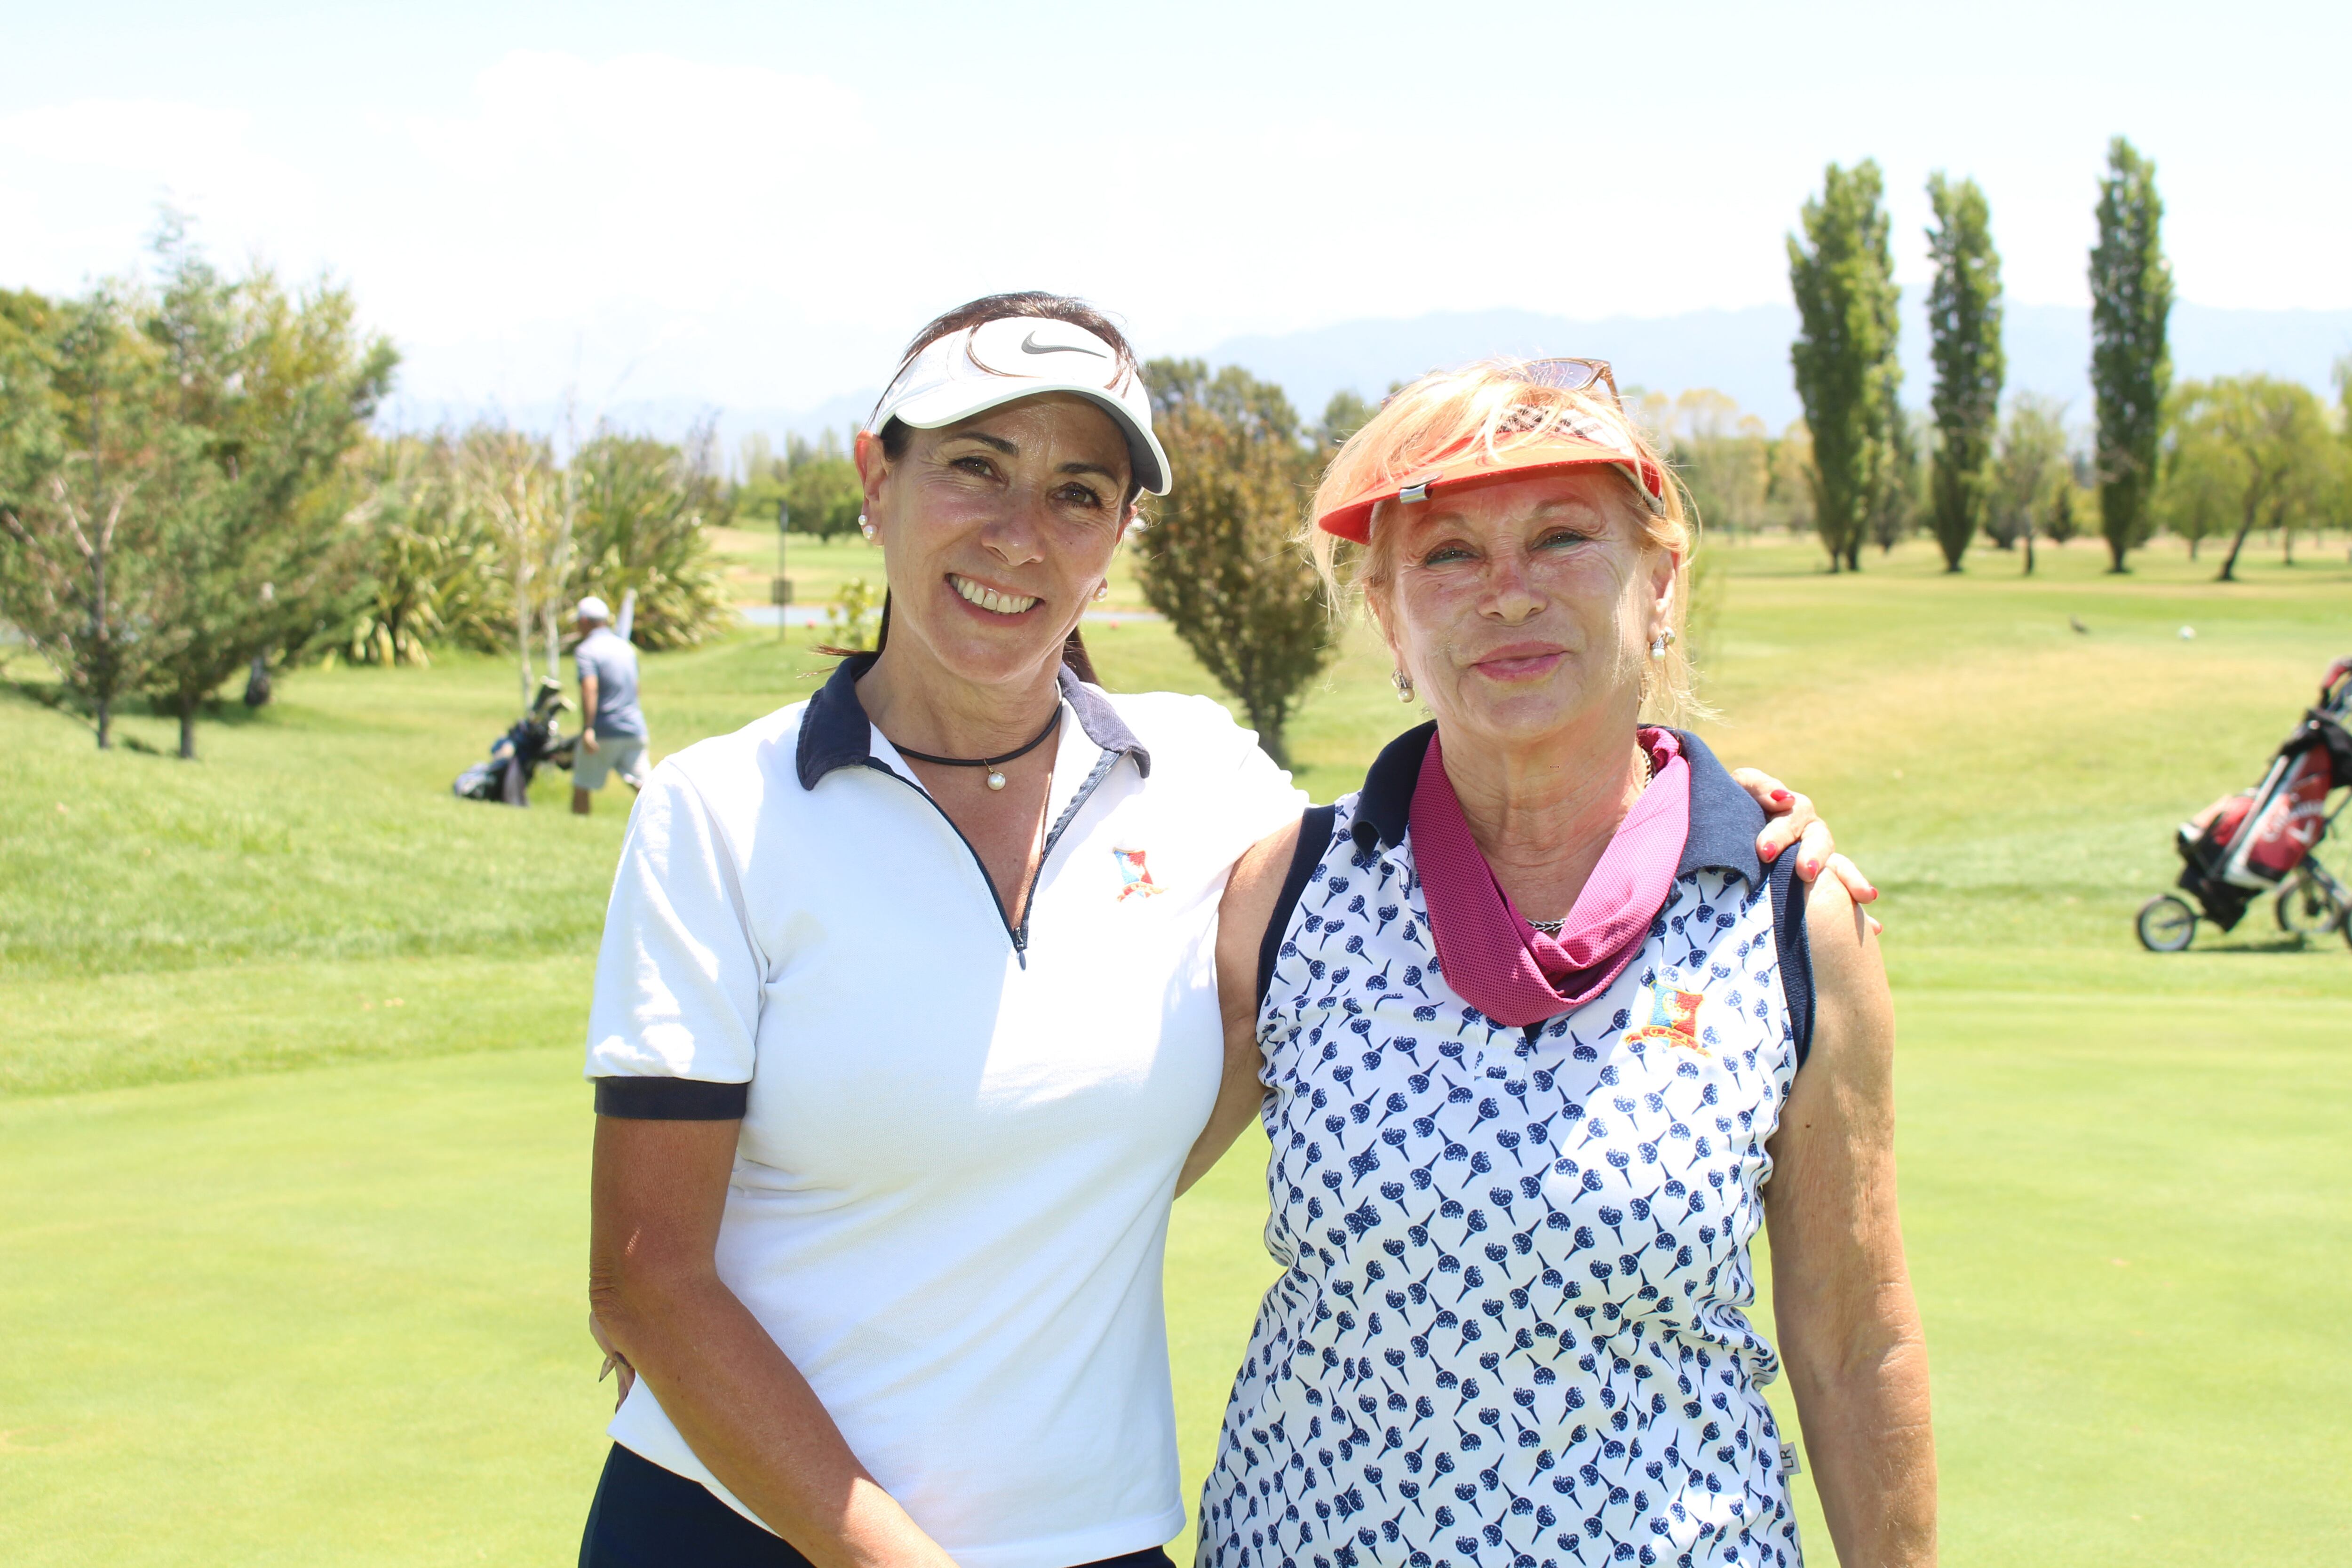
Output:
(1177, 817), (1301, 1198)
(1763, 875), (1936, 1566)
(580, 671), (601, 750)
(589, 1117), (955, 1568)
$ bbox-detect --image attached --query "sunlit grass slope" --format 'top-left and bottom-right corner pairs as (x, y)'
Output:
(3, 532), (2348, 1565)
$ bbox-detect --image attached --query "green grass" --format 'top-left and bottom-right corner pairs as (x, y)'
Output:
(4, 531), (2351, 1563)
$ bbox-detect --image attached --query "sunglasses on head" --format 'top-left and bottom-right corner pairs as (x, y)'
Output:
(1519, 357), (1624, 406)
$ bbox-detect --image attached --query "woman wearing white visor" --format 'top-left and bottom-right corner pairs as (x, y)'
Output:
(577, 294), (1867, 1568)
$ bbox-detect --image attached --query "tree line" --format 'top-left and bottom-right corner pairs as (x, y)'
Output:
(1788, 138), (2352, 579)
(0, 228), (730, 756)
(708, 362), (2091, 770)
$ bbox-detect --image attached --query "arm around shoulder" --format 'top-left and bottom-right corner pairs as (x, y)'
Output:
(1763, 873), (1937, 1566)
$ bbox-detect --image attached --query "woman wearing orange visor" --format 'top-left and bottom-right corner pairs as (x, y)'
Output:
(1189, 359), (1933, 1568)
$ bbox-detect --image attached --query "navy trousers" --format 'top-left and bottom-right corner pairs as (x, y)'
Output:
(580, 1443), (1182, 1568)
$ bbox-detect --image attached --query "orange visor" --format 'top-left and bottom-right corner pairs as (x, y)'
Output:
(1314, 422), (1668, 544)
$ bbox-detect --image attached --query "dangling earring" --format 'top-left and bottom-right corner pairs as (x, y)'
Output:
(1093, 582), (1109, 602)
(858, 513), (874, 541)
(1649, 633), (1667, 660)
(1392, 669), (1415, 703)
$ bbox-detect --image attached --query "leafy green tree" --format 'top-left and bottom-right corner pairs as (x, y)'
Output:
(1135, 358), (1336, 767)
(779, 432), (865, 541)
(1655, 390), (1771, 536)
(2162, 376), (2339, 581)
(133, 229), (395, 757)
(1925, 173), (2005, 572)
(1989, 396), (2067, 572)
(339, 434), (502, 664)
(1315, 390), (1378, 452)
(2153, 414), (2230, 562)
(1788, 160), (1904, 572)
(1875, 411), (1929, 555)
(569, 426), (729, 650)
(0, 287), (171, 748)
(821, 575), (883, 652)
(731, 433), (784, 523)
(461, 428), (575, 710)
(2336, 357), (2352, 531)
(2089, 137), (2173, 573)
(731, 431), (863, 541)
(1764, 422), (1816, 535)
(2043, 472), (2090, 548)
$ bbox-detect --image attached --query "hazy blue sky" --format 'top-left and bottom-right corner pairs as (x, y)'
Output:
(5, 0), (2342, 418)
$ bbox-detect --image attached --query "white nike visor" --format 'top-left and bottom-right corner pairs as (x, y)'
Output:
(866, 315), (1171, 496)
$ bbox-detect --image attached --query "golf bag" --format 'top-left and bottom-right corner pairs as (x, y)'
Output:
(2138, 658), (2352, 950)
(453, 677), (579, 807)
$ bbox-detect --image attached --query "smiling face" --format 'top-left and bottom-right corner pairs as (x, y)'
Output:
(855, 392), (1133, 689)
(1368, 468), (1677, 752)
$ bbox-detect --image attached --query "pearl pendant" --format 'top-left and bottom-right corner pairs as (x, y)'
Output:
(985, 770), (1007, 791)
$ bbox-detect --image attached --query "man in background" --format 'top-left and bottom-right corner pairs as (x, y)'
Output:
(571, 596), (649, 816)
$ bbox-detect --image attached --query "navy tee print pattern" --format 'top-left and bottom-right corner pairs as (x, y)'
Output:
(1199, 791), (1806, 1568)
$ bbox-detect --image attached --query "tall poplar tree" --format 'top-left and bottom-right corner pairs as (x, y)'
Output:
(2089, 136), (2172, 573)
(1925, 173), (2004, 573)
(1788, 160), (1903, 573)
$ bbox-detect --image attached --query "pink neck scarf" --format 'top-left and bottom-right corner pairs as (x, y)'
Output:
(1410, 728), (1691, 1028)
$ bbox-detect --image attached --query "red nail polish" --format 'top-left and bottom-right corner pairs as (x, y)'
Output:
(1771, 789), (1791, 803)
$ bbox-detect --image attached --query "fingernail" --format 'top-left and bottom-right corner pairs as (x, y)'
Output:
(1802, 859), (1819, 875)
(1760, 843), (1779, 861)
(1771, 789), (1791, 803)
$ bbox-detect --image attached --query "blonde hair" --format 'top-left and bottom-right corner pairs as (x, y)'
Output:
(1306, 358), (1707, 724)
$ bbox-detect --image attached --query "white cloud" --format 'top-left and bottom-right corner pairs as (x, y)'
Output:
(0, 98), (314, 280)
(360, 51), (904, 408)
(1, 98), (257, 181)
(397, 53), (871, 318)
(9, 23), (2346, 428)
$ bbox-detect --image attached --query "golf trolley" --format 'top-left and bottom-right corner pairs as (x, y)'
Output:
(2137, 658), (2352, 952)
(452, 677), (580, 807)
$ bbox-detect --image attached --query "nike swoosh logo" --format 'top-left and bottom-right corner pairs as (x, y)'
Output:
(1021, 330), (1107, 359)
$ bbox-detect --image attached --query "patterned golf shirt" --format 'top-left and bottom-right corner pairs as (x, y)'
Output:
(1200, 724), (1817, 1568)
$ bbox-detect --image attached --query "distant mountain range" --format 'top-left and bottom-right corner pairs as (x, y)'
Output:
(383, 302), (2352, 460)
(1201, 302), (2352, 432)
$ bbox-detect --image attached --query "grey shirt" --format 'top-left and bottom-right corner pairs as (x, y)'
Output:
(575, 626), (648, 739)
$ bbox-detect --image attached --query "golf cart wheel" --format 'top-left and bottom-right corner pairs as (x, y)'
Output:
(2136, 895), (2198, 953)
(2274, 871), (2347, 938)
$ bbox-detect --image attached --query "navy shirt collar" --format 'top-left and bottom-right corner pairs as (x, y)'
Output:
(1347, 722), (1764, 889)
(795, 653), (1152, 789)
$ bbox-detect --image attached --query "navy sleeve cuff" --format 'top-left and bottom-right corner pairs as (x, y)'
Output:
(593, 1077), (750, 1120)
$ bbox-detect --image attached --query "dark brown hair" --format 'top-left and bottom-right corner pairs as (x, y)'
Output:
(859, 291), (1136, 685)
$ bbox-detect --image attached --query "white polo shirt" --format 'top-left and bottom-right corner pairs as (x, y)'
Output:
(585, 654), (1304, 1568)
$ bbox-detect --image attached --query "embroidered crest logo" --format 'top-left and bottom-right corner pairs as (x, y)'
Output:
(1112, 846), (1163, 901)
(1624, 981), (1708, 1055)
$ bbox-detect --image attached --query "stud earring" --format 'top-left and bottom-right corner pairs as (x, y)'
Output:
(1392, 669), (1415, 703)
